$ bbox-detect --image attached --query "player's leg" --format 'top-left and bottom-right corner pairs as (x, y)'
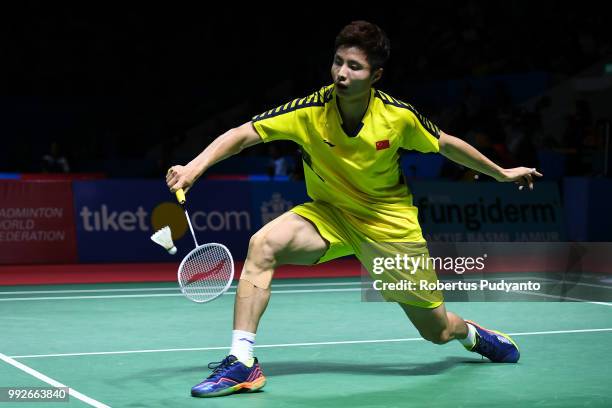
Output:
(399, 302), (520, 363)
(398, 302), (467, 344)
(234, 211), (328, 333)
(191, 211), (328, 398)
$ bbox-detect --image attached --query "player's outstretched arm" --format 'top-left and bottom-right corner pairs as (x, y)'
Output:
(166, 121), (263, 193)
(438, 131), (543, 190)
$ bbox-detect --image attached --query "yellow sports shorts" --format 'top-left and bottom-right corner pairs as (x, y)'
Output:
(291, 201), (443, 308)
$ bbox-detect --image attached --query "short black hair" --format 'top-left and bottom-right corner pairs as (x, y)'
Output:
(334, 21), (391, 71)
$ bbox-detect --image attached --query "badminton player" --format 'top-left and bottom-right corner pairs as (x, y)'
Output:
(166, 20), (542, 398)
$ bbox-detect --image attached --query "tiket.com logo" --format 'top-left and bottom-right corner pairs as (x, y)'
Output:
(79, 204), (251, 239)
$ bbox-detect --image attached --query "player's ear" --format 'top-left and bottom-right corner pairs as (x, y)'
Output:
(372, 68), (383, 84)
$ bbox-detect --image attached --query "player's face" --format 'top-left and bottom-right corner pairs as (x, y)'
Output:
(331, 46), (382, 99)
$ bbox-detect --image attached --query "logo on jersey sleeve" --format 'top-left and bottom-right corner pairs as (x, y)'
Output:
(376, 140), (390, 150)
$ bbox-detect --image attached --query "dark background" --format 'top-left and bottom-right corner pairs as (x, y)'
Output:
(2, 2), (611, 178)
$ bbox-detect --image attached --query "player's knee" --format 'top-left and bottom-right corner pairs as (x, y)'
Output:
(420, 328), (453, 345)
(242, 229), (287, 292)
(248, 230), (285, 268)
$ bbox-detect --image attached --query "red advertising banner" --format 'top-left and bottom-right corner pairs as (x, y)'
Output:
(0, 181), (78, 264)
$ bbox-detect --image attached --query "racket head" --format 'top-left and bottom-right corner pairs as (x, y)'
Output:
(177, 243), (234, 303)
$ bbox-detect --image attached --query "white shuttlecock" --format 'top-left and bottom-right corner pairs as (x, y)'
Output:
(150, 226), (177, 255)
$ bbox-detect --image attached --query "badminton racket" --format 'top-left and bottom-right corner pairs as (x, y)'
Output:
(174, 188), (234, 303)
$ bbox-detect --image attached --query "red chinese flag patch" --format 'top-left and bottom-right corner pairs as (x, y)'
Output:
(376, 140), (390, 150)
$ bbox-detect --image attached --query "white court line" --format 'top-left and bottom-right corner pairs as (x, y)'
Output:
(442, 277), (612, 307)
(0, 281), (363, 295)
(2, 278), (611, 304)
(511, 290), (612, 307)
(0, 276), (554, 300)
(458, 276), (612, 290)
(531, 277), (612, 290)
(0, 352), (109, 407)
(506, 328), (612, 336)
(0, 288), (364, 301)
(4, 274), (608, 297)
(1, 276), (610, 304)
(0, 275), (568, 296)
(9, 327), (612, 360)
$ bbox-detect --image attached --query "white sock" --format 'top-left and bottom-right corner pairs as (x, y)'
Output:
(229, 330), (256, 364)
(458, 322), (477, 348)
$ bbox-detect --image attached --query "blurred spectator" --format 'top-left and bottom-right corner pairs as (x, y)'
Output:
(462, 84), (483, 128)
(563, 99), (593, 149)
(41, 141), (70, 173)
(267, 144), (289, 179)
(7, 3), (611, 177)
(562, 99), (599, 175)
(290, 149), (305, 181)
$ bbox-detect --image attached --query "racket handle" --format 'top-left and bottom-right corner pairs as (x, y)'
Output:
(175, 189), (186, 204)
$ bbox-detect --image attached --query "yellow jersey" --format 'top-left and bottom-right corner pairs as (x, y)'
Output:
(252, 84), (440, 242)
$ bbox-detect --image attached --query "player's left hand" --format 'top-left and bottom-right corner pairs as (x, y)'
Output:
(497, 167), (543, 190)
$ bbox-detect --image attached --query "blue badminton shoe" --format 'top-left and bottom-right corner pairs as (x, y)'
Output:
(465, 320), (520, 363)
(191, 355), (266, 398)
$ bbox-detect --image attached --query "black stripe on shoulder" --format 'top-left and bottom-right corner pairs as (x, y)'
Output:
(323, 87), (334, 102)
(252, 89), (329, 123)
(375, 90), (440, 138)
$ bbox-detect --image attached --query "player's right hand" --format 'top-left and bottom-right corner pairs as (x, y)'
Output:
(166, 165), (197, 194)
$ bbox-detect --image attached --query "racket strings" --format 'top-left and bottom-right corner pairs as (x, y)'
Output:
(179, 245), (233, 302)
